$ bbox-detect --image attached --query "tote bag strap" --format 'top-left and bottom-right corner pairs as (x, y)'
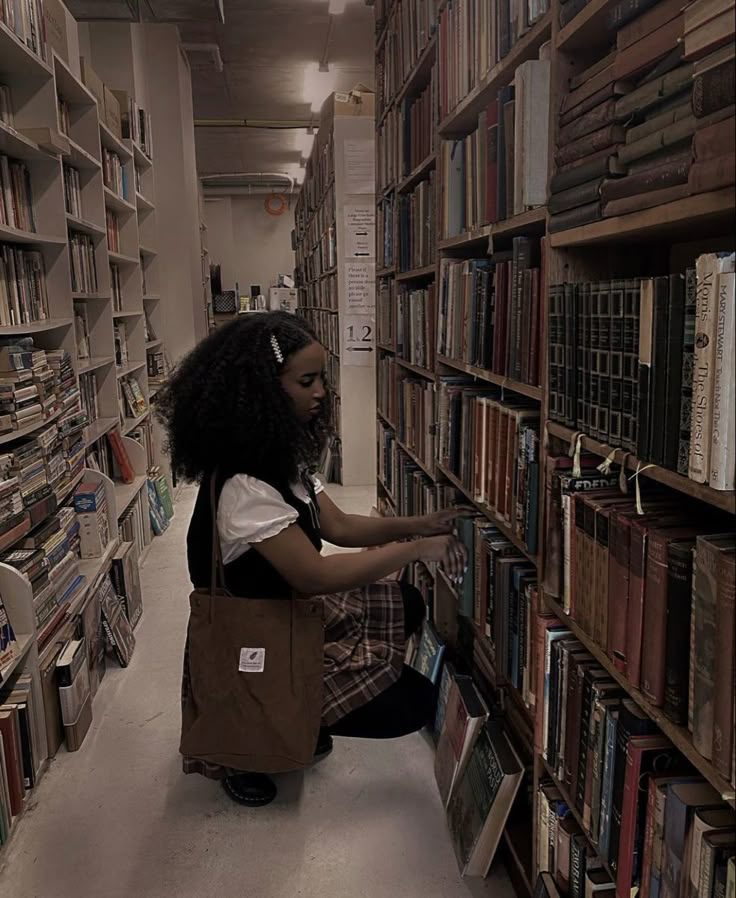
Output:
(208, 472), (228, 596)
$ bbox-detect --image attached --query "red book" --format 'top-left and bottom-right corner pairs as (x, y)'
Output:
(485, 100), (499, 224)
(641, 526), (700, 706)
(616, 736), (679, 898)
(108, 430), (135, 484)
(0, 709), (25, 816)
(607, 509), (632, 672)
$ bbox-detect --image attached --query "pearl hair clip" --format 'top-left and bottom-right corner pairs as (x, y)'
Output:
(270, 334), (284, 365)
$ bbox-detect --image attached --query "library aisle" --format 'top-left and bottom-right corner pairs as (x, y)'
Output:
(0, 484), (515, 898)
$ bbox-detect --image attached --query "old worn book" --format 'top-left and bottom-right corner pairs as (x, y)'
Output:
(617, 116), (696, 166)
(556, 125), (625, 167)
(550, 155), (625, 194)
(683, 9), (736, 61)
(688, 151), (736, 192)
(562, 65), (621, 116)
(560, 83), (620, 128)
(569, 51), (617, 91)
(602, 183), (689, 217)
(709, 267), (736, 492)
(606, 0), (660, 31)
(663, 540), (696, 726)
(624, 98), (691, 147)
(693, 115), (736, 160)
(549, 201), (602, 233)
(549, 178), (604, 215)
(614, 16), (684, 81)
(693, 41), (735, 77)
(558, 98), (618, 145)
(684, 0), (735, 36)
(513, 59), (551, 214)
(692, 58), (736, 117)
(712, 552), (735, 777)
(617, 0), (683, 49)
(615, 64), (693, 119)
(601, 151), (691, 202)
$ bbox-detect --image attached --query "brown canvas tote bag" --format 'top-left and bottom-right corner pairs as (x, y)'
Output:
(180, 476), (325, 773)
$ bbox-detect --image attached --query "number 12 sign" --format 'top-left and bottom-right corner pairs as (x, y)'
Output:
(343, 314), (375, 367)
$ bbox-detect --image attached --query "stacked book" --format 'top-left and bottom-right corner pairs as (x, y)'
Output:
(0, 156), (35, 232)
(0, 458), (25, 546)
(102, 148), (127, 200)
(551, 0), (735, 233)
(543, 463), (736, 779)
(0, 339), (58, 435)
(69, 231), (98, 295)
(0, 245), (48, 326)
(538, 610), (736, 897)
(437, 379), (540, 552)
(398, 175), (434, 271)
(0, 0), (47, 61)
(397, 375), (436, 469)
(396, 284), (434, 370)
(62, 165), (82, 219)
(548, 252), (736, 489)
(438, 237), (543, 386)
(401, 68), (437, 176)
(0, 588), (17, 674)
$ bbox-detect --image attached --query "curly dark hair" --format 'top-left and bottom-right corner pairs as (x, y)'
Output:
(155, 311), (332, 488)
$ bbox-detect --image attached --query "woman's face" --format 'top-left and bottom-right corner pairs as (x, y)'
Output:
(280, 340), (327, 424)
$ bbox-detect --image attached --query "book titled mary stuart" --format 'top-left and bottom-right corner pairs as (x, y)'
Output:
(446, 720), (523, 878)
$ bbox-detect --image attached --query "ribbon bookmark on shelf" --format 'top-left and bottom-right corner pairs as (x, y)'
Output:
(597, 448), (617, 476)
(569, 432), (584, 477)
(629, 462), (655, 515)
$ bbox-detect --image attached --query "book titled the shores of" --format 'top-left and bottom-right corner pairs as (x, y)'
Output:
(446, 720), (523, 877)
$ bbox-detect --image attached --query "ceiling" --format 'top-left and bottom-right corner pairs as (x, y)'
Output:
(178, 0), (376, 184)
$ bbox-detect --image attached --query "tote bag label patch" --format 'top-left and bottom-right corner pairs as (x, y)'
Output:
(239, 647), (265, 673)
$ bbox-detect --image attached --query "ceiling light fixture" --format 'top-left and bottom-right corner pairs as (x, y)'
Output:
(328, 0), (348, 12)
(303, 62), (337, 113)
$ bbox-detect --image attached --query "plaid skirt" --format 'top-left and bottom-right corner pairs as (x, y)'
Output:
(181, 580), (405, 780)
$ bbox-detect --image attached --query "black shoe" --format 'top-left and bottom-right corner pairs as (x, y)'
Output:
(222, 772), (277, 807)
(314, 731), (333, 761)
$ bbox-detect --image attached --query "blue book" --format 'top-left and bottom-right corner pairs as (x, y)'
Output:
(411, 621), (445, 685)
(598, 705), (619, 860)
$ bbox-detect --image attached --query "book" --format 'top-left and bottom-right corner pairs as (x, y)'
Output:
(111, 541), (143, 630)
(100, 574), (135, 667)
(446, 720), (523, 877)
(410, 620), (445, 684)
(434, 673), (488, 807)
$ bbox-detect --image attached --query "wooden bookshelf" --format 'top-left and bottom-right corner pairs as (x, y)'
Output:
(396, 264), (436, 281)
(437, 355), (543, 401)
(398, 153), (437, 194)
(544, 596), (736, 808)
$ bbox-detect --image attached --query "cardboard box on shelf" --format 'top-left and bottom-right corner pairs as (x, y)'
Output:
(269, 288), (298, 313)
(103, 86), (122, 139)
(44, 0), (80, 78)
(319, 84), (375, 124)
(79, 57), (104, 112)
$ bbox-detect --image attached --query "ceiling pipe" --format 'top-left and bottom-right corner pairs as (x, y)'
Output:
(194, 119), (313, 129)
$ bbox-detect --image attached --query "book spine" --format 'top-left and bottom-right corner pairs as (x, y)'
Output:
(713, 553), (735, 777)
(608, 281), (625, 445)
(708, 271), (736, 490)
(692, 537), (718, 760)
(688, 254), (720, 483)
(677, 269), (697, 475)
(598, 708), (619, 860)
(627, 523), (648, 689)
(663, 274), (686, 470)
(649, 277), (671, 464)
(640, 531), (670, 706)
(663, 542), (695, 726)
(637, 277), (654, 463)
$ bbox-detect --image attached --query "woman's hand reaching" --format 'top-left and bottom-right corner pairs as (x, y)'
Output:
(417, 506), (477, 537)
(415, 535), (469, 584)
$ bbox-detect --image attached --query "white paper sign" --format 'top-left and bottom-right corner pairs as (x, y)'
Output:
(345, 261), (375, 312)
(344, 139), (375, 194)
(239, 647), (265, 673)
(345, 204), (375, 258)
(343, 314), (375, 366)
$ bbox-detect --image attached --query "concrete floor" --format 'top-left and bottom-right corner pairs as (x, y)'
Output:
(0, 484), (516, 898)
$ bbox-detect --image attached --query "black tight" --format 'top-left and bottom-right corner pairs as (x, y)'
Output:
(326, 582), (436, 740)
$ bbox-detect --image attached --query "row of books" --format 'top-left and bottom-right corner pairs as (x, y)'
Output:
(397, 283), (435, 370)
(437, 0), (550, 120)
(106, 209), (120, 255)
(119, 375), (147, 423)
(440, 56), (550, 237)
(543, 460), (735, 779)
(378, 278), (395, 345)
(377, 105), (399, 192)
(79, 373), (99, 425)
(377, 0), (439, 112)
(378, 194), (394, 270)
(549, 2), (734, 233)
(401, 68), (437, 177)
(147, 350), (165, 381)
(0, 0), (47, 62)
(547, 253), (736, 489)
(0, 156), (35, 232)
(437, 379), (540, 553)
(111, 262), (122, 310)
(538, 613), (736, 898)
(398, 176), (435, 271)
(377, 353), (398, 424)
(119, 95), (154, 160)
(102, 148), (128, 202)
(0, 85), (12, 128)
(293, 137), (334, 239)
(298, 270), (337, 311)
(437, 237), (543, 387)
(297, 183), (335, 257)
(69, 231), (98, 296)
(298, 308), (339, 357)
(294, 226), (336, 285)
(62, 165), (83, 220)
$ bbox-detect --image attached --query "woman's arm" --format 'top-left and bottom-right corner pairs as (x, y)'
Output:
(253, 523), (467, 595)
(316, 490), (471, 548)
